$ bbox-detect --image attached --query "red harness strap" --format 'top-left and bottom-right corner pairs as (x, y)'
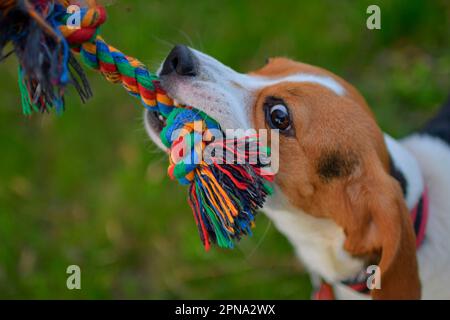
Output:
(314, 186), (430, 300)
(313, 282), (335, 300)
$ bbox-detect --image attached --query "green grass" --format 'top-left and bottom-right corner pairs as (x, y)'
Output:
(0, 0), (448, 299)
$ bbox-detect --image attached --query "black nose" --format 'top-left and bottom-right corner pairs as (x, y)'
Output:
(160, 44), (196, 77)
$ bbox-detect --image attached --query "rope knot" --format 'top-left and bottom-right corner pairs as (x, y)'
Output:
(59, 4), (107, 48)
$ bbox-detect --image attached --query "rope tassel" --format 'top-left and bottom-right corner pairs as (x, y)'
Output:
(0, 0), (275, 250)
(189, 162), (274, 250)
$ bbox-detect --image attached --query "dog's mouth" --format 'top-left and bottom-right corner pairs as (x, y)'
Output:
(145, 95), (194, 141)
(145, 109), (166, 134)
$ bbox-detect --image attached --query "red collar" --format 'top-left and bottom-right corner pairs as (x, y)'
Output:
(314, 186), (430, 300)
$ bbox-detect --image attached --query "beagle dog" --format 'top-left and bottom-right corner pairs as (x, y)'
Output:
(145, 45), (450, 300)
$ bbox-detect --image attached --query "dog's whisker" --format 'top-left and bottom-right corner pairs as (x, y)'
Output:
(244, 219), (272, 261)
(177, 29), (195, 49)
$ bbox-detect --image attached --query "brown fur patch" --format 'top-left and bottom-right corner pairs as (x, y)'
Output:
(317, 150), (359, 182)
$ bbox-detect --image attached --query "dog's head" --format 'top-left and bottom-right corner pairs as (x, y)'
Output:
(145, 45), (420, 299)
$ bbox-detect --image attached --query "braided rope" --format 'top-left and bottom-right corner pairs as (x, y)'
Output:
(57, 1), (214, 185)
(58, 3), (172, 114)
(1, 0), (274, 250)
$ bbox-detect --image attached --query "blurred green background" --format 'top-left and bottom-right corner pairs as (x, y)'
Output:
(0, 0), (449, 299)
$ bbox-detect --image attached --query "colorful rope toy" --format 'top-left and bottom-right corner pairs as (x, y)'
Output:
(0, 0), (274, 250)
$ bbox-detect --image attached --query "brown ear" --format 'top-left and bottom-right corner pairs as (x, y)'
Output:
(342, 168), (421, 299)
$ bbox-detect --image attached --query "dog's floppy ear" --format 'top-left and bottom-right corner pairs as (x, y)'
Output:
(341, 165), (421, 299)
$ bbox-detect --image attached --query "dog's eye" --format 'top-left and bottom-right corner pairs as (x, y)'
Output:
(266, 103), (291, 132)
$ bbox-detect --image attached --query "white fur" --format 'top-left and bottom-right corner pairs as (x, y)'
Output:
(384, 134), (424, 209)
(264, 188), (365, 284)
(260, 73), (345, 96)
(401, 134), (450, 299)
(146, 48), (450, 299)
